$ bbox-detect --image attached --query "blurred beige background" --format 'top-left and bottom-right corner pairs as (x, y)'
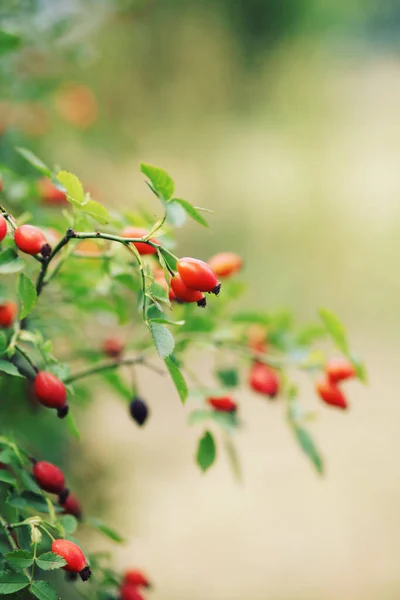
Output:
(32, 2), (400, 598)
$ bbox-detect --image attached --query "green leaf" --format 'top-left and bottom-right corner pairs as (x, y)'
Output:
(0, 332), (7, 356)
(171, 198), (209, 227)
(30, 580), (59, 600)
(231, 311), (269, 325)
(196, 431), (216, 472)
(65, 413), (80, 440)
(224, 437), (243, 483)
(56, 171), (84, 205)
(0, 361), (23, 377)
(215, 368), (239, 388)
(4, 550), (34, 569)
(17, 273), (37, 319)
(150, 281), (168, 302)
(81, 200), (110, 225)
(0, 471), (17, 486)
(350, 355), (367, 383)
(150, 322), (175, 359)
(36, 552), (67, 571)
(7, 492), (51, 513)
(0, 30), (21, 56)
(86, 518), (124, 543)
(319, 308), (349, 354)
(59, 515), (78, 535)
(16, 148), (51, 176)
(164, 356), (188, 404)
(165, 201), (187, 227)
(0, 571), (30, 594)
(0, 249), (25, 275)
(293, 425), (324, 475)
(158, 248), (177, 272)
(101, 370), (132, 402)
(140, 163), (174, 200)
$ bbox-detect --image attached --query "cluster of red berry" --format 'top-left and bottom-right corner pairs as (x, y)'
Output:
(120, 570), (151, 600)
(316, 359), (356, 409)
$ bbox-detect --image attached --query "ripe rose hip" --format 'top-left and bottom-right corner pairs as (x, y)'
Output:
(177, 257), (220, 294)
(124, 569), (151, 589)
(122, 226), (158, 255)
(208, 396), (237, 413)
(33, 460), (67, 498)
(154, 272), (176, 302)
(0, 302), (17, 328)
(102, 338), (124, 358)
(170, 274), (206, 306)
(326, 359), (356, 383)
(14, 224), (50, 256)
(208, 252), (242, 278)
(316, 378), (348, 409)
(249, 362), (279, 398)
(120, 584), (146, 600)
(38, 178), (67, 205)
(33, 371), (68, 418)
(52, 539), (91, 581)
(60, 492), (82, 520)
(129, 397), (149, 426)
(0, 215), (7, 241)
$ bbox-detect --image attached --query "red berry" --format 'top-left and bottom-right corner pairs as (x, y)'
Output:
(124, 570), (151, 588)
(102, 338), (124, 358)
(14, 224), (48, 256)
(154, 272), (176, 302)
(326, 359), (356, 383)
(171, 274), (206, 306)
(0, 215), (7, 241)
(33, 371), (68, 418)
(207, 396), (237, 413)
(177, 257), (220, 294)
(316, 378), (348, 409)
(38, 178), (67, 205)
(120, 584), (146, 600)
(52, 539), (91, 580)
(122, 226), (158, 255)
(208, 252), (242, 278)
(249, 362), (279, 398)
(0, 302), (17, 328)
(60, 492), (82, 519)
(33, 461), (66, 495)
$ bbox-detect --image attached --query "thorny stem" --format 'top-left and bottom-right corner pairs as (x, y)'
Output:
(63, 356), (164, 385)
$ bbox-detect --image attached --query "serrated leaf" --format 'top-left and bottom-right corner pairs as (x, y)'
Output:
(59, 514), (78, 535)
(86, 518), (124, 543)
(0, 30), (21, 56)
(0, 249), (25, 275)
(140, 163), (174, 200)
(170, 198), (209, 227)
(164, 356), (188, 403)
(150, 322), (175, 359)
(0, 471), (17, 486)
(196, 431), (216, 472)
(293, 425), (324, 475)
(4, 550), (34, 569)
(16, 148), (51, 176)
(319, 308), (349, 354)
(30, 580), (59, 600)
(36, 552), (67, 571)
(0, 361), (22, 377)
(0, 571), (30, 594)
(18, 273), (37, 319)
(56, 170), (84, 205)
(81, 200), (110, 225)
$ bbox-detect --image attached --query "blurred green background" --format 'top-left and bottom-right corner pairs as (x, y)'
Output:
(2, 1), (400, 598)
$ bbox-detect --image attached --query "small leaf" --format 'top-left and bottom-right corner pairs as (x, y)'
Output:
(0, 361), (22, 377)
(30, 580), (59, 600)
(165, 356), (188, 404)
(65, 413), (80, 440)
(4, 550), (34, 569)
(0, 571), (30, 594)
(0, 249), (25, 275)
(171, 198), (209, 227)
(18, 273), (37, 319)
(59, 515), (78, 535)
(158, 248), (177, 272)
(81, 200), (110, 225)
(293, 425), (324, 475)
(319, 308), (349, 354)
(16, 148), (51, 176)
(0, 30), (21, 56)
(0, 471), (17, 486)
(0, 332), (7, 356)
(140, 163), (174, 200)
(150, 322), (175, 359)
(215, 368), (239, 388)
(56, 171), (84, 205)
(86, 518), (124, 543)
(35, 552), (67, 571)
(196, 431), (216, 472)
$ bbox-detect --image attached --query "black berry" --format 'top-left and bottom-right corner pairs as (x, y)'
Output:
(129, 397), (149, 426)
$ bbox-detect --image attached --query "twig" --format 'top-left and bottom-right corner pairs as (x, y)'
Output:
(63, 356), (164, 385)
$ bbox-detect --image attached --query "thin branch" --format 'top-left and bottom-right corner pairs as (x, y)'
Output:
(63, 356), (164, 385)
